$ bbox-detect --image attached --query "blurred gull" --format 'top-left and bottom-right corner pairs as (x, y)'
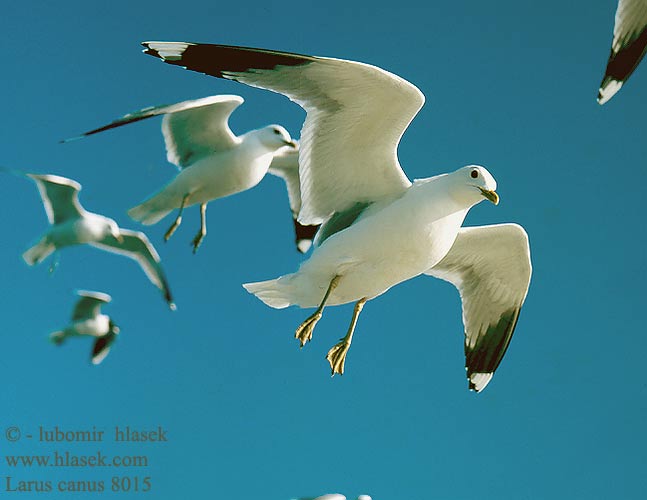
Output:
(50, 291), (120, 365)
(10, 170), (175, 309)
(64, 95), (318, 252)
(598, 0), (647, 104)
(142, 42), (533, 391)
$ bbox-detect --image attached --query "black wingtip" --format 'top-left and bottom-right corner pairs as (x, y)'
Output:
(597, 29), (647, 105)
(91, 336), (112, 365)
(293, 220), (320, 253)
(465, 308), (521, 393)
(166, 288), (176, 310)
(166, 289), (176, 310)
(142, 43), (157, 57)
(140, 41), (315, 80)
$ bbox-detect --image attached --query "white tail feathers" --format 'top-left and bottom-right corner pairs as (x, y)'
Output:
(22, 239), (56, 265)
(128, 197), (173, 225)
(242, 277), (294, 309)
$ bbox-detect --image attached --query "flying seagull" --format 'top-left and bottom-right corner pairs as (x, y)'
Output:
(63, 94), (305, 253)
(142, 42), (532, 392)
(50, 290), (120, 364)
(13, 170), (175, 309)
(63, 95), (318, 253)
(598, 0), (647, 104)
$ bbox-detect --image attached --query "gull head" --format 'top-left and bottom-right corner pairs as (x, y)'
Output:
(107, 220), (124, 243)
(453, 165), (499, 206)
(257, 125), (297, 150)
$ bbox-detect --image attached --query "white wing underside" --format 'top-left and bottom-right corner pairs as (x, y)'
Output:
(161, 94), (243, 167)
(221, 56), (423, 224)
(426, 224), (532, 392)
(72, 291), (111, 321)
(90, 229), (173, 306)
(28, 174), (84, 224)
(268, 144), (301, 216)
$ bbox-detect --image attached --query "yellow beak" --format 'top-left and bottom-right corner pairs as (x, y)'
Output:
(479, 188), (500, 205)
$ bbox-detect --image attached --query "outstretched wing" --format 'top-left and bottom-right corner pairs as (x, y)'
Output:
(142, 42), (423, 224)
(598, 0), (647, 104)
(28, 174), (84, 224)
(91, 331), (117, 365)
(71, 290), (111, 321)
(426, 224), (532, 392)
(162, 94), (243, 167)
(63, 95), (244, 168)
(268, 143), (319, 252)
(90, 229), (175, 309)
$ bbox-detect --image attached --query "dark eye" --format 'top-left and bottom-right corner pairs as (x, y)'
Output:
(470, 170), (479, 179)
(273, 129), (281, 135)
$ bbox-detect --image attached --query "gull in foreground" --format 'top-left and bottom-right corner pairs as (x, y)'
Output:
(142, 42), (533, 391)
(14, 171), (175, 308)
(64, 94), (306, 253)
(50, 291), (120, 365)
(598, 0), (647, 104)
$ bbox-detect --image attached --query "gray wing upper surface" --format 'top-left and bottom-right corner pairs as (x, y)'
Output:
(71, 291), (111, 321)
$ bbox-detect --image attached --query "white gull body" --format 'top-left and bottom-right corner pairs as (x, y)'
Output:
(247, 169), (492, 308)
(128, 120), (293, 224)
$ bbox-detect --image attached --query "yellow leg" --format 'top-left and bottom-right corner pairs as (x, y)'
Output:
(192, 203), (207, 253)
(295, 275), (340, 347)
(164, 194), (189, 242)
(326, 297), (367, 376)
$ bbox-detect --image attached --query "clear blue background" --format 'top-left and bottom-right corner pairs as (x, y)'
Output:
(1, 0), (645, 498)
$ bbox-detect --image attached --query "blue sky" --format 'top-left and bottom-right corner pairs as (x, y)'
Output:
(1, 0), (645, 498)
